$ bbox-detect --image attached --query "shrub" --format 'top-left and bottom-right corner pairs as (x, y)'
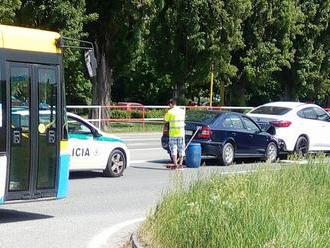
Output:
(145, 109), (167, 118)
(140, 160), (330, 248)
(109, 109), (131, 119)
(109, 109), (167, 119)
(131, 110), (143, 118)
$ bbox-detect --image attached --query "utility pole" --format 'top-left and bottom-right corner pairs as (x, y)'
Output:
(220, 80), (225, 106)
(209, 63), (214, 107)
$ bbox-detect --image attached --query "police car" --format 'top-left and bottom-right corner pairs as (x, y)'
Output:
(67, 113), (130, 177)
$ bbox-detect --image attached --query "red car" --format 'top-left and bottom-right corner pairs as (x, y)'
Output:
(117, 102), (144, 111)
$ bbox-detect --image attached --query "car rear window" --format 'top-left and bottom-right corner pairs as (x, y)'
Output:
(250, 106), (291, 115)
(186, 110), (221, 124)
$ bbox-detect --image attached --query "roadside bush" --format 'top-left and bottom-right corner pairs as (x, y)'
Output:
(109, 109), (167, 119)
(140, 159), (330, 248)
(145, 109), (167, 118)
(109, 109), (131, 119)
(131, 110), (143, 118)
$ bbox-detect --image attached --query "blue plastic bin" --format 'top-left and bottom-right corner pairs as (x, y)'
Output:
(186, 142), (201, 168)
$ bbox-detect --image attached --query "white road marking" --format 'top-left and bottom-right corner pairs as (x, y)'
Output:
(127, 143), (157, 146)
(117, 133), (161, 136)
(87, 217), (145, 248)
(130, 148), (163, 151)
(124, 138), (160, 141)
(130, 159), (169, 164)
(130, 160), (149, 164)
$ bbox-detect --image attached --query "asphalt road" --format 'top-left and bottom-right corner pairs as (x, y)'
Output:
(0, 132), (280, 248)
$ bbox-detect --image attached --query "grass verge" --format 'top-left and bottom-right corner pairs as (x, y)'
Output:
(140, 159), (330, 248)
(104, 122), (163, 133)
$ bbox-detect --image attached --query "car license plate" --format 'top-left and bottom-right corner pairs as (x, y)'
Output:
(185, 130), (193, 135)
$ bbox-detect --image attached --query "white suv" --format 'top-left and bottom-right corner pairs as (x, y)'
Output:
(247, 102), (330, 154)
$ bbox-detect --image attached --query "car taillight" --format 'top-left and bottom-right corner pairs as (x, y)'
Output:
(197, 126), (212, 139)
(270, 120), (292, 128)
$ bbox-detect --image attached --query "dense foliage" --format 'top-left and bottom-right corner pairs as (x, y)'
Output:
(0, 0), (95, 105)
(0, 0), (20, 23)
(1, 0), (329, 106)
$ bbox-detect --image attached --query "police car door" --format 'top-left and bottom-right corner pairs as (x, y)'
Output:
(67, 116), (103, 170)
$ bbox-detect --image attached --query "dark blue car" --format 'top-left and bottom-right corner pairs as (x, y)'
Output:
(161, 110), (279, 166)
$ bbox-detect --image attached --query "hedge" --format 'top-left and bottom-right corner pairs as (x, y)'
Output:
(108, 109), (167, 119)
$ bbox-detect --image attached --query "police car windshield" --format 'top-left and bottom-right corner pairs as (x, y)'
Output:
(186, 110), (221, 124)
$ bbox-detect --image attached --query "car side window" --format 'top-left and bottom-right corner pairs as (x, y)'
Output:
(242, 117), (260, 132)
(223, 117), (233, 128)
(301, 108), (317, 120)
(224, 114), (244, 130)
(68, 118), (92, 135)
(297, 109), (305, 118)
(313, 107), (330, 121)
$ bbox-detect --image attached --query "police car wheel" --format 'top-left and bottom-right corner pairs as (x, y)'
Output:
(103, 149), (126, 177)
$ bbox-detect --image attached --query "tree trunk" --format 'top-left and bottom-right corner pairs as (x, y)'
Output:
(91, 38), (113, 128)
(230, 74), (247, 106)
(281, 67), (298, 101)
(326, 93), (330, 107)
(175, 81), (186, 105)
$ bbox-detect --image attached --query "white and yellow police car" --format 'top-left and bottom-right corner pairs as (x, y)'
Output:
(67, 113), (130, 177)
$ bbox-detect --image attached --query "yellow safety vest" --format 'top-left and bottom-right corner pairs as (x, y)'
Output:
(164, 106), (185, 137)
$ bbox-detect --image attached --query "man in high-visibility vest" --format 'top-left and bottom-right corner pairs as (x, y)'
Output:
(164, 98), (185, 169)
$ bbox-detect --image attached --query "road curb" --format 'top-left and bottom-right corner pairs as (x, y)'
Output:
(130, 232), (144, 248)
(87, 218), (145, 248)
(113, 132), (162, 136)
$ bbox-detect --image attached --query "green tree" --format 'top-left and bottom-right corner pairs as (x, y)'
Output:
(237, 0), (330, 106)
(227, 0), (304, 105)
(0, 0), (21, 24)
(148, 0), (252, 104)
(85, 1), (154, 108)
(14, 0), (96, 104)
(282, 0), (330, 103)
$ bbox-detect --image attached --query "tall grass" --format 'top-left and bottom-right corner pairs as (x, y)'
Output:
(104, 122), (163, 133)
(140, 160), (330, 248)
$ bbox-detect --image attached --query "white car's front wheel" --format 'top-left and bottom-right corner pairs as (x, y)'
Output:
(294, 136), (309, 156)
(103, 149), (126, 177)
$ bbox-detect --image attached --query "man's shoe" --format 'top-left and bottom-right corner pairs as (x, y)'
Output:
(166, 164), (177, 169)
